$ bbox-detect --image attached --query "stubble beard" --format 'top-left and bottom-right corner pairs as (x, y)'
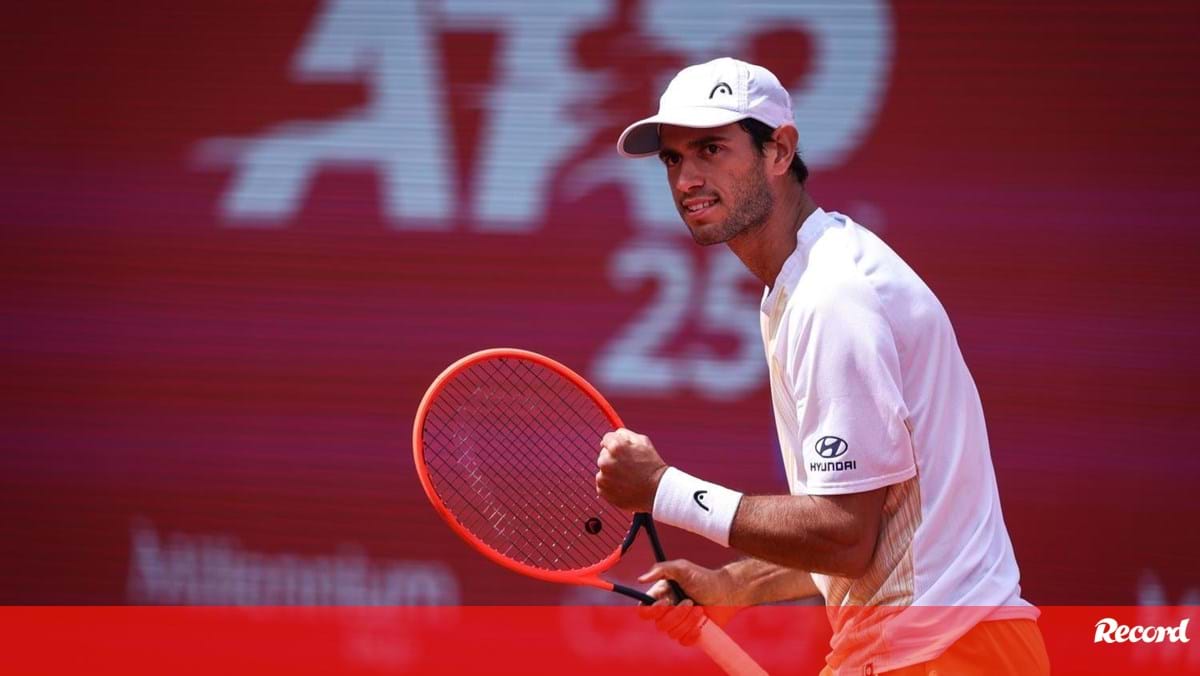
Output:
(686, 160), (775, 246)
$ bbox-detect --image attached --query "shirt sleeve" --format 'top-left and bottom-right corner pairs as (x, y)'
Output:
(783, 269), (917, 495)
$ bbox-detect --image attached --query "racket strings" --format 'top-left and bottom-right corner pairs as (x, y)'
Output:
(428, 400), (603, 567)
(422, 462), (603, 572)
(439, 371), (607, 553)
(482, 365), (615, 510)
(424, 391), (593, 567)
(490, 365), (631, 561)
(421, 356), (630, 572)
(428, 371), (617, 569)
(477, 366), (601, 487)
(463, 364), (628, 566)
(424, 440), (566, 565)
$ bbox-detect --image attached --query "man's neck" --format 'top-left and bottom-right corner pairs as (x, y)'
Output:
(727, 185), (816, 289)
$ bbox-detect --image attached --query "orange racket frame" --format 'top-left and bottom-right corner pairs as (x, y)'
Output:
(412, 348), (767, 676)
(413, 347), (628, 594)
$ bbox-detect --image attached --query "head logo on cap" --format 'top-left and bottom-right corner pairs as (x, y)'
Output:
(708, 82), (733, 99)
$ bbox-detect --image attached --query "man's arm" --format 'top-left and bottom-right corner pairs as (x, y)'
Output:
(597, 428), (887, 579)
(730, 491), (886, 579)
(637, 557), (821, 647)
(721, 557), (821, 605)
(640, 556), (820, 608)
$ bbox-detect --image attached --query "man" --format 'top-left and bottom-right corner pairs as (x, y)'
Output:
(594, 57), (1049, 675)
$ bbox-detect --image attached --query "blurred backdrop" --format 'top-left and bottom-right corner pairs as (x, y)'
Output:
(2, 0), (1198, 608)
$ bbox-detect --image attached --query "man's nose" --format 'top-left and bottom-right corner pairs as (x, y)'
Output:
(674, 158), (704, 194)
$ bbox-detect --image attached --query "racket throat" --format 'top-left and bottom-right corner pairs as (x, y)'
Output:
(619, 513), (690, 604)
(614, 514), (658, 604)
(619, 512), (650, 556)
(622, 512), (670, 557)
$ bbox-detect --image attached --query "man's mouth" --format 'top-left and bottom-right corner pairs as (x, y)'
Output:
(682, 197), (719, 215)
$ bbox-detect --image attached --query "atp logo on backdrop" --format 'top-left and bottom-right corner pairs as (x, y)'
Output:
(196, 0), (892, 232)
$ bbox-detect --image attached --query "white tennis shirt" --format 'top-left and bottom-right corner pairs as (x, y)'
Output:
(759, 208), (1038, 673)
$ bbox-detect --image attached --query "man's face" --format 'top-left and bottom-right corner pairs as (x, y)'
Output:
(657, 123), (774, 246)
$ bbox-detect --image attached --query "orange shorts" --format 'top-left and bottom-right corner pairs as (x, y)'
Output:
(819, 618), (1050, 676)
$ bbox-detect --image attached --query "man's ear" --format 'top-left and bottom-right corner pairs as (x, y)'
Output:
(768, 124), (799, 177)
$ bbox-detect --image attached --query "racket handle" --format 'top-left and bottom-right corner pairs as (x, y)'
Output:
(695, 618), (768, 676)
(667, 579), (689, 603)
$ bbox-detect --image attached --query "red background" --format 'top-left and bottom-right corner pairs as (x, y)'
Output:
(2, 0), (1198, 610)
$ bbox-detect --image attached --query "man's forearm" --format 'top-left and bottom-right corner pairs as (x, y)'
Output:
(728, 491), (885, 578)
(722, 557), (820, 606)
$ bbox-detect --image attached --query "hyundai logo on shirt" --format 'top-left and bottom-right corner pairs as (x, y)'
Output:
(811, 436), (856, 472)
(815, 436), (849, 458)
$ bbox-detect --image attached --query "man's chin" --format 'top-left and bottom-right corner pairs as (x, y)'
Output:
(686, 221), (735, 246)
(691, 224), (734, 246)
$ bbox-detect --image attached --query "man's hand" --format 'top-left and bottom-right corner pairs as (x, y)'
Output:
(595, 428), (668, 513)
(636, 559), (744, 647)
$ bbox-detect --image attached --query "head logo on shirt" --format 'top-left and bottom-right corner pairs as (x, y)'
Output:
(815, 436), (849, 459)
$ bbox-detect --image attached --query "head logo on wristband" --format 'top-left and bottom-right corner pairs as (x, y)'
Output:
(652, 467), (744, 547)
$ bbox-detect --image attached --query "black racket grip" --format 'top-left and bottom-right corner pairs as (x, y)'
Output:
(624, 579), (688, 606)
(667, 579), (690, 603)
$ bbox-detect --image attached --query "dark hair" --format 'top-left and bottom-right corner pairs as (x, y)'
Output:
(737, 118), (809, 184)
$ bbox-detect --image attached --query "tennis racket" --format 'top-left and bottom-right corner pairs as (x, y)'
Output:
(413, 348), (766, 675)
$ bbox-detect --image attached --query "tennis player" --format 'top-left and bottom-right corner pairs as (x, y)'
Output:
(595, 57), (1050, 675)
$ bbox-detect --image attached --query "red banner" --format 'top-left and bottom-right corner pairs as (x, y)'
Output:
(2, 607), (1197, 675)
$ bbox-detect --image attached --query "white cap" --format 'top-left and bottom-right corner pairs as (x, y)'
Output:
(617, 57), (795, 158)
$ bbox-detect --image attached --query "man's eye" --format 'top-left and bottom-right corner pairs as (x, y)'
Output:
(704, 144), (720, 156)
(660, 154), (679, 167)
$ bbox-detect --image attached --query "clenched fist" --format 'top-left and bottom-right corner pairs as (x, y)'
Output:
(595, 428), (668, 513)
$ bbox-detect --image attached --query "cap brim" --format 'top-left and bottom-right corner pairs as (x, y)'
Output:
(616, 107), (750, 158)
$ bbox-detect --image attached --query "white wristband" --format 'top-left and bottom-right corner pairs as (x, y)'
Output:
(652, 466), (743, 547)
